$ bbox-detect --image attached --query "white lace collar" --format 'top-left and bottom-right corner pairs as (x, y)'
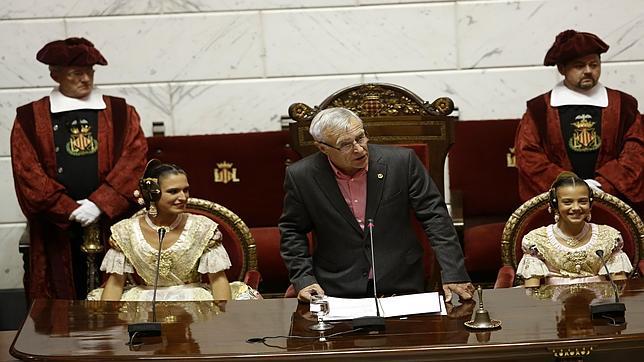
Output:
(546, 223), (598, 252)
(135, 214), (193, 253)
(49, 87), (106, 113)
(550, 81), (608, 107)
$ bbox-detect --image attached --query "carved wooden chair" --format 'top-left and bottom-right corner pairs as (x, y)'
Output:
(133, 197), (261, 289)
(288, 82), (456, 194)
(494, 191), (644, 288)
(285, 82), (457, 296)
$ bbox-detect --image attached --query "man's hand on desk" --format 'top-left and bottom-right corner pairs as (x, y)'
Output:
(298, 283), (325, 302)
(443, 282), (475, 303)
(445, 299), (476, 319)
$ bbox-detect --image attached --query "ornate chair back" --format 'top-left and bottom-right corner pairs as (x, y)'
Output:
(495, 192), (644, 288)
(288, 82), (456, 194)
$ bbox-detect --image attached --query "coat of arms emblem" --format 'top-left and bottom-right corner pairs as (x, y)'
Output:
(568, 114), (601, 152)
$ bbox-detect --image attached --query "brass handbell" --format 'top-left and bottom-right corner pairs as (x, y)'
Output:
(464, 286), (501, 330)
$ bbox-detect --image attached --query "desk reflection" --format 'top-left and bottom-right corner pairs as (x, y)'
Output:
(525, 282), (627, 338)
(30, 300), (226, 355)
(287, 298), (478, 351)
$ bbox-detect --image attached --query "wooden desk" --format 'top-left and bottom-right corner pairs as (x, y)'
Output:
(1, 330), (20, 362)
(11, 280), (644, 361)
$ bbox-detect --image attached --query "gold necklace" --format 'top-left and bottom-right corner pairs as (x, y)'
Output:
(554, 223), (591, 247)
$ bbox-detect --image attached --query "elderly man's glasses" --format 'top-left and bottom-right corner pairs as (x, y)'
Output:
(318, 131), (369, 153)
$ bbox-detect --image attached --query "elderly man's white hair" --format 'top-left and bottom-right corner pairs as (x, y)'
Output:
(309, 107), (363, 142)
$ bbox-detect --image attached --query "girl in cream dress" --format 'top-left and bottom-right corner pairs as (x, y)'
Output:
(517, 172), (632, 287)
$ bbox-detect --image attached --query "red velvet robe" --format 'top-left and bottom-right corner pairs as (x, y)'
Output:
(11, 95), (148, 300)
(515, 88), (643, 212)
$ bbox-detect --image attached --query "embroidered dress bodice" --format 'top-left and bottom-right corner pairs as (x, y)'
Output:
(108, 214), (227, 286)
(517, 223), (633, 281)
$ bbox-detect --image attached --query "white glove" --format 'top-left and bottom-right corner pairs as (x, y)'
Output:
(585, 179), (602, 193)
(69, 199), (102, 227)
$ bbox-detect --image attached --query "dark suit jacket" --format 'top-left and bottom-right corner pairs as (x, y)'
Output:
(279, 144), (470, 297)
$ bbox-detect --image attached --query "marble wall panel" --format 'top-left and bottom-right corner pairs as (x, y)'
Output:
(0, 223), (26, 289)
(170, 75), (362, 135)
(359, 0), (446, 4)
(0, 158), (26, 223)
(66, 12), (264, 84)
(0, 20), (66, 88)
(364, 66), (559, 120)
(600, 61), (644, 103)
(0, 0), (358, 19)
(458, 0), (644, 69)
(365, 61), (644, 120)
(263, 3), (457, 77)
(98, 84), (172, 136)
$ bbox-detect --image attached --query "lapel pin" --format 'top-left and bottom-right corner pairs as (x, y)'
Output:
(377, 173), (384, 179)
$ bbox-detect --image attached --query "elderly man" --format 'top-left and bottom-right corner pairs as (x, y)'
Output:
(515, 30), (643, 212)
(279, 107), (473, 303)
(11, 37), (147, 300)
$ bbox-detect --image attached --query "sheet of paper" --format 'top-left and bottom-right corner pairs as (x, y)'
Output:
(440, 295), (447, 316)
(324, 292), (442, 321)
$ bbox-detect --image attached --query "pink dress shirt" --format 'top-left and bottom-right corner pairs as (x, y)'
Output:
(328, 160), (368, 230)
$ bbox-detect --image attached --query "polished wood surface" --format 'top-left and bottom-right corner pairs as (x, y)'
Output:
(11, 280), (644, 361)
(1, 331), (20, 362)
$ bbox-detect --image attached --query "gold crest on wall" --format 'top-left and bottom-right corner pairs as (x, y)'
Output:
(506, 147), (516, 168)
(214, 161), (240, 184)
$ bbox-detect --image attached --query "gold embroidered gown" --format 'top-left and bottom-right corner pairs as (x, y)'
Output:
(516, 223), (633, 285)
(89, 214), (258, 301)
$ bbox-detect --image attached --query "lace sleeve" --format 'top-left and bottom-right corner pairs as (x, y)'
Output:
(601, 251), (633, 275)
(100, 248), (134, 275)
(598, 230), (634, 275)
(198, 232), (232, 274)
(521, 234), (540, 255)
(517, 254), (550, 279)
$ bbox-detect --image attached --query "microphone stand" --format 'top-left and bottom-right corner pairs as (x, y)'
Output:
(128, 227), (167, 342)
(590, 250), (626, 325)
(352, 219), (386, 331)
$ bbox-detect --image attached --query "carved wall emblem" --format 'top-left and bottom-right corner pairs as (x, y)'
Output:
(506, 147), (516, 168)
(214, 161), (240, 184)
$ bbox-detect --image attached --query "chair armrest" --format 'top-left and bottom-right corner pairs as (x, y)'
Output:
(243, 270), (262, 290)
(637, 260), (644, 278)
(494, 266), (516, 288)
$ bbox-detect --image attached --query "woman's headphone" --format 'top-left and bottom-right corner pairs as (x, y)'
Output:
(139, 177), (161, 204)
(139, 159), (164, 205)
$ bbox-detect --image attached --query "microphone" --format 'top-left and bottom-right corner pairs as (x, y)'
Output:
(352, 218), (386, 331)
(127, 226), (168, 342)
(589, 249), (625, 325)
